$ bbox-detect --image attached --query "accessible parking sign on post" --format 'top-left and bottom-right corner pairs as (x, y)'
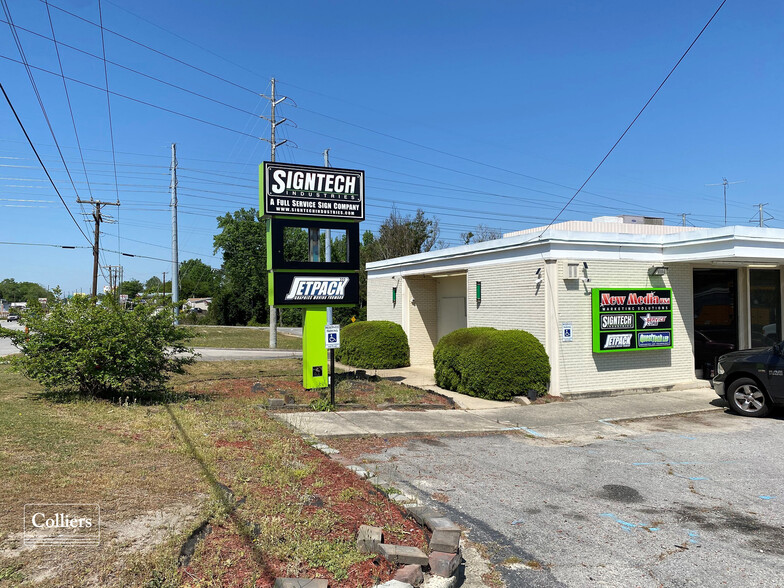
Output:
(325, 324), (340, 349)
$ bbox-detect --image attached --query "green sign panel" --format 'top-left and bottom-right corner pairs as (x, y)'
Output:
(592, 288), (673, 353)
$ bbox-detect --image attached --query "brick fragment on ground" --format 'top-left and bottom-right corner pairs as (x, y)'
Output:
(394, 563), (424, 586)
(357, 524), (383, 553)
(273, 579), (328, 588)
(428, 518), (461, 553)
(421, 575), (457, 588)
(429, 550), (462, 578)
(373, 580), (414, 588)
(267, 397), (285, 409)
(378, 543), (430, 566)
(407, 505), (442, 526)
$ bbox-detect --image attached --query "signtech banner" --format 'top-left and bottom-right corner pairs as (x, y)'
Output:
(592, 288), (673, 353)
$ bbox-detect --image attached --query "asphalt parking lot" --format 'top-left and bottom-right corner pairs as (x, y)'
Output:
(355, 409), (784, 587)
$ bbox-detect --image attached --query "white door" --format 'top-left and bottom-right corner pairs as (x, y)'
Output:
(438, 296), (467, 340)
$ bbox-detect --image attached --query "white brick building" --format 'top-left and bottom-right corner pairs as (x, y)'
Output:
(367, 217), (784, 397)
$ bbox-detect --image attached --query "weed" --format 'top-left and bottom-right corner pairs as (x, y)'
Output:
(339, 487), (362, 501)
(0, 564), (24, 582)
(310, 397), (335, 412)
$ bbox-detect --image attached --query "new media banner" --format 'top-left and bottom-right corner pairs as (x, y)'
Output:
(261, 162), (365, 220)
(592, 288), (673, 353)
(271, 272), (360, 307)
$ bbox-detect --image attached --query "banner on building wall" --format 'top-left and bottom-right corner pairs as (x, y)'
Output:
(591, 288), (673, 353)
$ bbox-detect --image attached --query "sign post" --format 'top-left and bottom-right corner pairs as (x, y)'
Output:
(325, 324), (340, 404)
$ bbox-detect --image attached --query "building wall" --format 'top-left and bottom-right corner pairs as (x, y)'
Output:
(367, 277), (403, 324)
(552, 260), (695, 395)
(405, 276), (439, 366)
(466, 260), (546, 343)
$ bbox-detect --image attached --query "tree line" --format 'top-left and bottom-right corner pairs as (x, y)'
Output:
(3, 208), (501, 325)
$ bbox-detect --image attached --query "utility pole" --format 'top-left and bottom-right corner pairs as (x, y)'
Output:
(323, 148), (332, 326)
(171, 143), (179, 324)
(751, 203), (772, 228)
(681, 213), (691, 227)
(260, 78), (290, 348)
(706, 178), (744, 227)
(77, 198), (119, 297)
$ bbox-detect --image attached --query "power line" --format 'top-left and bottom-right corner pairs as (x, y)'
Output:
(0, 82), (90, 244)
(1, 0), (93, 245)
(43, 0), (94, 201)
(45, 1), (261, 96)
(0, 53), (264, 142)
(1, 16), (695, 218)
(0, 17), (265, 122)
(537, 0), (728, 237)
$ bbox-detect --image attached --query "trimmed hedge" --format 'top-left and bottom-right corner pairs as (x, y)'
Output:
(434, 327), (550, 400)
(335, 320), (410, 369)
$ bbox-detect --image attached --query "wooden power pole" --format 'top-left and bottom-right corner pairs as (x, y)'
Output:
(77, 199), (119, 297)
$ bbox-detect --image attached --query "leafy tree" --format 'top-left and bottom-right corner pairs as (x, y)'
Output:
(1, 295), (194, 399)
(0, 279), (52, 303)
(145, 276), (163, 293)
(211, 208), (268, 325)
(365, 208), (440, 260)
(460, 224), (503, 244)
(119, 279), (144, 298)
(179, 258), (221, 298)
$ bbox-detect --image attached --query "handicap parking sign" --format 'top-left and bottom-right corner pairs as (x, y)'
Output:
(325, 325), (341, 349)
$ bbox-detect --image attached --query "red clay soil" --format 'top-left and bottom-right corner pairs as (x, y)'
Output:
(182, 430), (427, 587)
(186, 376), (452, 410)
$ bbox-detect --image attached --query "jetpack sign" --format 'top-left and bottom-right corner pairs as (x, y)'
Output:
(273, 273), (359, 307)
(592, 288), (673, 353)
(262, 162), (365, 220)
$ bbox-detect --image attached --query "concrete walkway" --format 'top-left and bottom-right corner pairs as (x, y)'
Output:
(193, 347), (302, 361)
(274, 362), (725, 439)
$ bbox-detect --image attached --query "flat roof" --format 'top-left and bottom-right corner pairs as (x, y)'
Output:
(367, 224), (784, 278)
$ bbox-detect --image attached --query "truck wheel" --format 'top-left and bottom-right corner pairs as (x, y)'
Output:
(727, 378), (770, 417)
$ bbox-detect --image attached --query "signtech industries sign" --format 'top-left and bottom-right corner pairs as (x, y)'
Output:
(261, 162), (364, 220)
(592, 288), (673, 353)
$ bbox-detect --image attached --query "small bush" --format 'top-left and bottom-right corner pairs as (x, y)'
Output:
(1, 295), (195, 399)
(335, 320), (410, 369)
(434, 327), (550, 400)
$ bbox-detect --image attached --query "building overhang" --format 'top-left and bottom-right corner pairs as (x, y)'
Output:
(366, 225), (784, 279)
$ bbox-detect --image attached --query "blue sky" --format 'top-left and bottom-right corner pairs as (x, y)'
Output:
(0, 0), (781, 294)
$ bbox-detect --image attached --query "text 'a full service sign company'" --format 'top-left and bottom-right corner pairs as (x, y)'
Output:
(261, 162), (364, 309)
(592, 288), (673, 353)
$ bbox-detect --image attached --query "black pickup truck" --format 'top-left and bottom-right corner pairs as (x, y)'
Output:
(712, 343), (784, 417)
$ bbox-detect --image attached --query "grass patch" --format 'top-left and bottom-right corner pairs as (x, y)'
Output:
(170, 360), (452, 409)
(0, 361), (427, 587)
(183, 326), (302, 350)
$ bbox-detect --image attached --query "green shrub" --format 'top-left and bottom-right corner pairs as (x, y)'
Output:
(335, 320), (409, 369)
(433, 327), (550, 400)
(0, 294), (195, 399)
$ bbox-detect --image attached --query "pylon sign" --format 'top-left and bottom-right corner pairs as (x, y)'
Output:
(261, 161), (364, 390)
(262, 162), (363, 309)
